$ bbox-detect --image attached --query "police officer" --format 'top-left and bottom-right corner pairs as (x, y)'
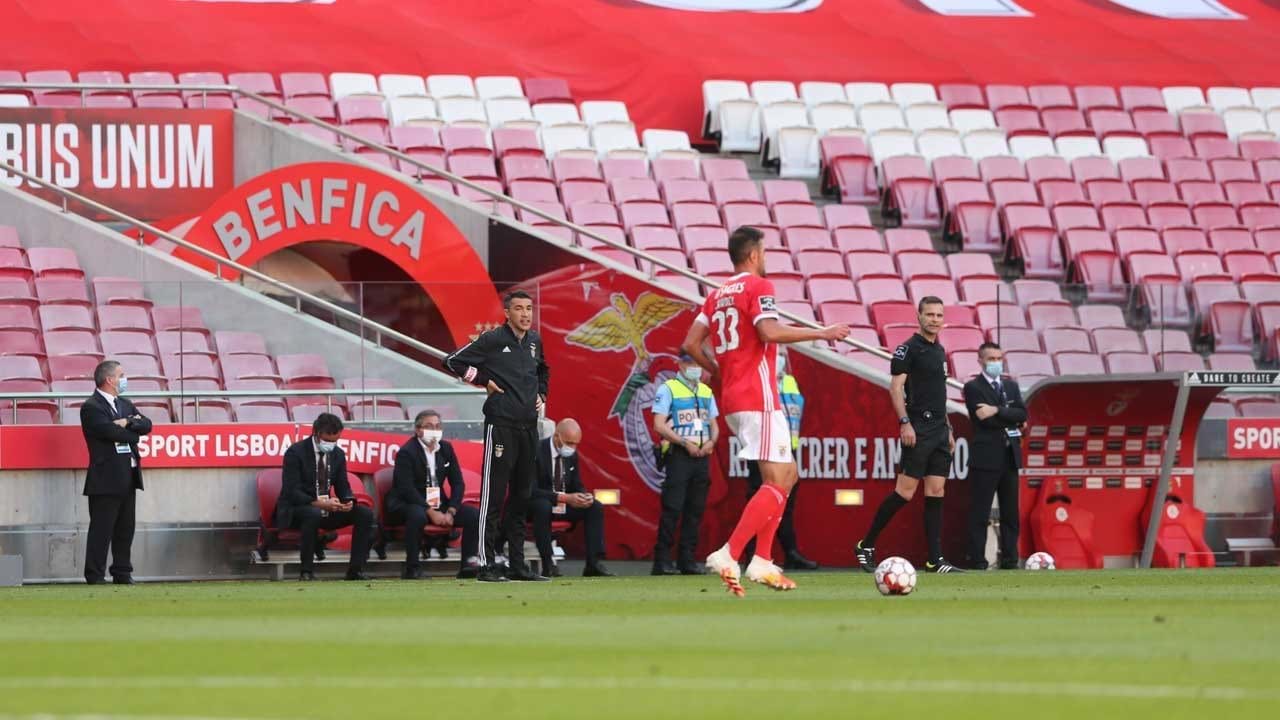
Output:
(962, 342), (1026, 570)
(444, 290), (550, 583)
(650, 352), (719, 575)
(855, 296), (964, 574)
(742, 349), (818, 570)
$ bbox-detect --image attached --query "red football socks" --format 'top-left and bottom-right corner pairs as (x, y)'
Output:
(727, 484), (787, 560)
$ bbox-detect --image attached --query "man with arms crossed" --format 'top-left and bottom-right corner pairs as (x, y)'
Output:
(682, 226), (849, 596)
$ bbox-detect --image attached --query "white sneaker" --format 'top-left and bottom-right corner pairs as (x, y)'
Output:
(705, 544), (745, 597)
(745, 555), (797, 591)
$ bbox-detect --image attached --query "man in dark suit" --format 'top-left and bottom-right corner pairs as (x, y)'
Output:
(275, 413), (376, 581)
(385, 409), (481, 579)
(962, 342), (1028, 570)
(81, 360), (153, 585)
(530, 418), (613, 577)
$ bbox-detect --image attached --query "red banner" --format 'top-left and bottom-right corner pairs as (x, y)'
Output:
(171, 162), (502, 349)
(530, 263), (973, 566)
(0, 108), (233, 219)
(0, 423), (483, 475)
(1226, 418), (1280, 458)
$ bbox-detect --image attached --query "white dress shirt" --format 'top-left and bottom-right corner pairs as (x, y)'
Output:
(98, 388), (137, 467)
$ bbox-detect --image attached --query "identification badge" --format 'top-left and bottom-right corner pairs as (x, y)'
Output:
(1005, 428), (1023, 439)
(426, 486), (441, 509)
(553, 503), (567, 515)
(114, 443), (132, 455)
(692, 418), (704, 433)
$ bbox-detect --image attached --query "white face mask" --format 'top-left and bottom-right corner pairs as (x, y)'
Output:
(555, 437), (577, 458)
(418, 429), (443, 444)
(316, 439), (337, 454)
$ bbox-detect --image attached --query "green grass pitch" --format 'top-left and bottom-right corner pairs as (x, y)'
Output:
(0, 569), (1277, 720)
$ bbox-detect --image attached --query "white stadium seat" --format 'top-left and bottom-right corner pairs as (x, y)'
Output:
(388, 97), (439, 126)
(869, 128), (918, 164)
(485, 97), (536, 128)
(916, 128), (963, 162)
(1162, 86), (1209, 114)
(810, 102), (859, 135)
(437, 97), (487, 125)
(799, 81), (847, 107)
(890, 82), (939, 108)
(1055, 135), (1103, 160)
(750, 80), (799, 106)
(427, 74), (476, 99)
(905, 102), (951, 132)
(1206, 86), (1253, 113)
(532, 102), (582, 126)
(702, 80), (751, 136)
(378, 74), (428, 99)
(642, 129), (696, 160)
(592, 122), (645, 159)
(1222, 107), (1273, 140)
(776, 126), (820, 179)
(0, 94), (32, 108)
(845, 82), (892, 108)
(1008, 134), (1057, 160)
(541, 125), (594, 158)
(329, 72), (381, 100)
(949, 109), (998, 133)
(761, 101), (810, 164)
(963, 128), (1011, 160)
(718, 99), (762, 152)
(475, 76), (525, 100)
(858, 102), (907, 134)
(1102, 136), (1151, 161)
(1251, 87), (1280, 112)
(1267, 108), (1280, 134)
(580, 101), (631, 127)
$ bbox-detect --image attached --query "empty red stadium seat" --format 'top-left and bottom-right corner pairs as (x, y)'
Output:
(1105, 351), (1156, 373)
(1054, 351), (1104, 374)
(1041, 327), (1093, 354)
(1209, 300), (1254, 352)
(1029, 484), (1102, 569)
(1141, 493), (1215, 568)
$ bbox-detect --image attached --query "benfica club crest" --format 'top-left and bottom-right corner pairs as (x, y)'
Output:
(566, 292), (691, 492)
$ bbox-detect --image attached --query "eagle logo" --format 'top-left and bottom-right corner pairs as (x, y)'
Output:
(566, 292), (692, 491)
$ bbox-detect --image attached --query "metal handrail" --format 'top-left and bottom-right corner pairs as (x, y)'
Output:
(0, 80), (898, 365)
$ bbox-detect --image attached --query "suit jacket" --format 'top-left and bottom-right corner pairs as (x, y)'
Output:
(534, 437), (585, 504)
(386, 437), (465, 515)
(963, 374), (1027, 472)
(275, 437), (355, 528)
(80, 391), (152, 496)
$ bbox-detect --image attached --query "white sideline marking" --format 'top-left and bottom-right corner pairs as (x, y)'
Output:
(0, 676), (1275, 702)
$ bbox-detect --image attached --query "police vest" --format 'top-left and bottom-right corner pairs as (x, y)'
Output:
(661, 378), (714, 451)
(779, 374), (803, 451)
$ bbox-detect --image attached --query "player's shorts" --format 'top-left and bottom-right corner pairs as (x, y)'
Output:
(899, 417), (952, 479)
(726, 410), (793, 464)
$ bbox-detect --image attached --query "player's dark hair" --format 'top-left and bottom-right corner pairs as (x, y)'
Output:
(414, 409), (441, 427)
(311, 412), (344, 436)
(503, 290), (533, 309)
(978, 342), (1002, 356)
(917, 296), (945, 312)
(728, 226), (764, 266)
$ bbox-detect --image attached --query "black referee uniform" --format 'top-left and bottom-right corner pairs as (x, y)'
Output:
(445, 323), (548, 576)
(892, 332), (951, 480)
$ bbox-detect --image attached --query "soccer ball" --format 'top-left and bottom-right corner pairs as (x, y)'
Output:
(1024, 552), (1056, 570)
(874, 556), (916, 596)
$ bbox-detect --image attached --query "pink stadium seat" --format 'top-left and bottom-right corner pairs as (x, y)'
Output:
(1194, 137), (1239, 162)
(1004, 207), (1062, 280)
(509, 180), (558, 204)
(447, 155), (499, 182)
(337, 97), (389, 127)
(821, 205), (872, 230)
(681, 226), (729, 254)
(1042, 327), (1093, 354)
(1011, 279), (1063, 306)
(1092, 327), (1145, 353)
(0, 249), (31, 283)
(1044, 108), (1090, 138)
(1053, 351), (1105, 375)
(896, 251), (949, 280)
(1208, 352), (1256, 371)
(560, 179), (610, 207)
(661, 179), (712, 207)
(1087, 109), (1137, 138)
(279, 96), (336, 123)
(986, 84), (1033, 111)
(959, 278), (1005, 305)
(568, 202), (620, 227)
(1027, 301), (1078, 330)
(991, 327), (1042, 352)
(552, 156), (602, 183)
(1105, 351), (1156, 374)
(1177, 251), (1227, 283)
(36, 279), (91, 308)
(43, 330), (101, 360)
(932, 156), (980, 185)
(691, 249), (734, 277)
(1026, 156), (1072, 184)
(1062, 229), (1114, 269)
(1211, 158), (1256, 184)
(940, 84), (986, 110)
(1156, 351), (1206, 371)
(1084, 178), (1134, 206)
(1242, 204), (1280, 232)
(46, 356), (96, 382)
(857, 278), (909, 310)
(26, 248), (84, 279)
(808, 276), (858, 306)
(1241, 140), (1280, 161)
(1129, 252), (1179, 284)
(820, 136), (876, 203)
(908, 278), (959, 306)
(1030, 85), (1075, 111)
(652, 157), (700, 184)
(1192, 203), (1242, 231)
(761, 180), (811, 208)
(782, 227), (833, 254)
(1005, 350), (1055, 378)
(1181, 112), (1228, 139)
(1178, 179), (1227, 206)
(1098, 203), (1148, 234)
(772, 204), (823, 230)
(100, 330), (157, 359)
(1039, 179), (1087, 208)
(995, 108), (1044, 136)
(492, 128), (542, 158)
(1147, 202), (1194, 231)
(39, 306), (94, 333)
(1051, 203), (1102, 232)
(1132, 108), (1179, 138)
(945, 252), (997, 280)
(1150, 136), (1195, 161)
(701, 157), (750, 182)
(1075, 251), (1127, 303)
(833, 228), (884, 254)
(976, 302), (1029, 330)
(720, 206), (780, 247)
(1161, 227), (1210, 257)
(671, 203), (723, 232)
(881, 157), (940, 228)
(710, 179), (763, 207)
(501, 156), (552, 183)
(610, 177), (660, 204)
(0, 306), (38, 336)
(0, 356), (44, 383)
(219, 354), (280, 384)
(1078, 86), (1122, 112)
(1224, 181), (1271, 209)
(156, 331), (214, 359)
(524, 78), (573, 104)
(1143, 329), (1194, 354)
(979, 156), (1027, 183)
(1143, 278), (1193, 329)
(846, 251), (898, 281)
(794, 249), (846, 279)
(280, 72), (329, 99)
(1209, 300), (1254, 353)
(817, 300), (868, 326)
(1133, 180), (1179, 208)
(620, 202), (671, 232)
(1119, 157), (1166, 184)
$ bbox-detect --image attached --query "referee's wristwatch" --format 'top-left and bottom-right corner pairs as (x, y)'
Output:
(898, 416), (911, 425)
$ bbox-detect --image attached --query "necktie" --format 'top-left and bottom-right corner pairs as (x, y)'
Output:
(554, 456), (564, 493)
(317, 453), (328, 496)
(992, 380), (1002, 396)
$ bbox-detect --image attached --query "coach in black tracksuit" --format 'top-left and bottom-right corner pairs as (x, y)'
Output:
(444, 290), (549, 582)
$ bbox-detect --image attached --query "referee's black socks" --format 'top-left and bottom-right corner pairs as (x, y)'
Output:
(863, 491), (909, 547)
(924, 496), (944, 561)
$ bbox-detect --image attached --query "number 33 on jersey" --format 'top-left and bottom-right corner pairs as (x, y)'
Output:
(695, 272), (781, 415)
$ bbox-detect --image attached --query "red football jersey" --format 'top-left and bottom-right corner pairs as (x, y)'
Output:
(695, 272), (780, 415)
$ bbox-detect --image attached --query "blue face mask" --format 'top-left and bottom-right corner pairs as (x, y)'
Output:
(116, 376), (128, 394)
(683, 366), (702, 383)
(317, 439), (337, 453)
(985, 361), (1003, 378)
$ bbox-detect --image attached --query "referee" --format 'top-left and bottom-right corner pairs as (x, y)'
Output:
(855, 296), (964, 574)
(445, 290), (550, 582)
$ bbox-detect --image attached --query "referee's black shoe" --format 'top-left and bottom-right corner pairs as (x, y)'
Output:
(476, 565), (509, 583)
(854, 541), (876, 573)
(507, 563), (550, 582)
(925, 558), (964, 574)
